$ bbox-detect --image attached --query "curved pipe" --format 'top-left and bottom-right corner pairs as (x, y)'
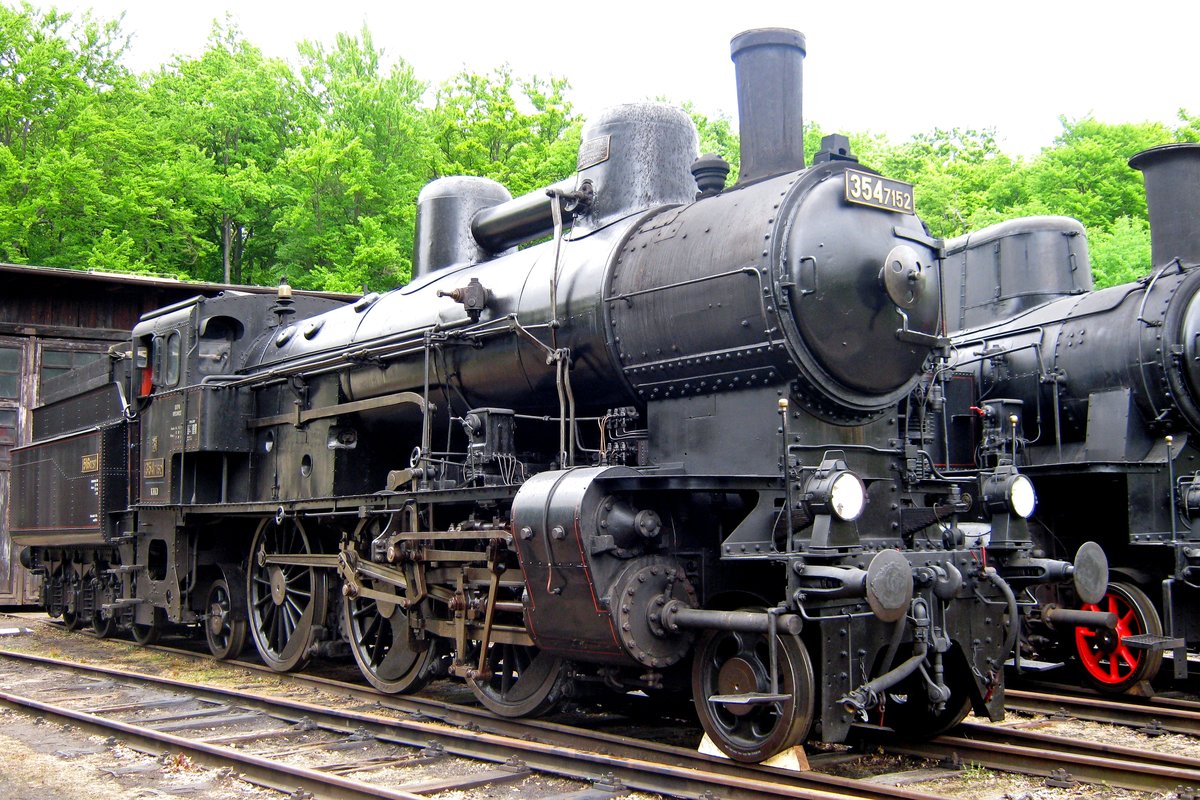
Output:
(841, 639), (927, 714)
(840, 600), (928, 713)
(984, 567), (1020, 660)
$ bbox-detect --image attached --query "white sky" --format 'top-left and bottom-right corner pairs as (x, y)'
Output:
(39, 0), (1200, 155)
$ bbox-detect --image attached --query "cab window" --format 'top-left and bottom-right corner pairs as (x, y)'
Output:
(164, 331), (182, 387)
(136, 335), (154, 398)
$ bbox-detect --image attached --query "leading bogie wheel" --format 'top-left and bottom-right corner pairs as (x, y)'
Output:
(882, 647), (972, 737)
(691, 625), (815, 762)
(470, 644), (568, 718)
(206, 576), (248, 660)
(247, 519), (329, 672)
(1075, 581), (1163, 693)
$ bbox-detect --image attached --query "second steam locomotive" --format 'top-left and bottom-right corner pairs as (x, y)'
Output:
(8, 28), (1106, 760)
(919, 143), (1200, 693)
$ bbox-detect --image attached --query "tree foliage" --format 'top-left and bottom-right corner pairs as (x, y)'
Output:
(0, 3), (1191, 294)
(144, 20), (302, 284)
(429, 65), (579, 196)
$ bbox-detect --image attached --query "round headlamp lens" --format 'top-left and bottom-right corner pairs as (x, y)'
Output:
(830, 472), (867, 521)
(1008, 474), (1036, 518)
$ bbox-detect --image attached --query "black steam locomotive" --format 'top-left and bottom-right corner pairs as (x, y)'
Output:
(8, 29), (1107, 761)
(914, 143), (1200, 693)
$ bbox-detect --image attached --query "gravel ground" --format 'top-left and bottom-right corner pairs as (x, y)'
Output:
(0, 706), (282, 800)
(0, 612), (1194, 799)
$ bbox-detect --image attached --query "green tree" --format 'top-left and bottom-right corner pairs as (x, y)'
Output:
(276, 27), (430, 290)
(271, 128), (379, 290)
(1176, 110), (1200, 143)
(144, 19), (301, 284)
(429, 66), (580, 196)
(1088, 216), (1151, 288)
(683, 102), (740, 182)
(1023, 117), (1171, 233)
(874, 128), (1028, 238)
(0, 2), (150, 268)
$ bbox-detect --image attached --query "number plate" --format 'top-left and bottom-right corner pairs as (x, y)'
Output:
(844, 169), (914, 214)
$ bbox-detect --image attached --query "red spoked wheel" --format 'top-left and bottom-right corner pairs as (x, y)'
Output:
(1075, 582), (1163, 693)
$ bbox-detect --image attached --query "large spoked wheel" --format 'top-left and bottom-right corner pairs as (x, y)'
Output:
(1076, 582), (1163, 692)
(344, 581), (441, 694)
(247, 520), (328, 672)
(470, 644), (568, 718)
(131, 607), (165, 645)
(205, 576), (248, 660)
(692, 628), (815, 763)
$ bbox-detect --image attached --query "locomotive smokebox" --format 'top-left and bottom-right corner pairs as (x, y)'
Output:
(730, 27), (806, 184)
(1130, 143), (1200, 268)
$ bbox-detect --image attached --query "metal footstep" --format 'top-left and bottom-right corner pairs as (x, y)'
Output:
(707, 692), (791, 706)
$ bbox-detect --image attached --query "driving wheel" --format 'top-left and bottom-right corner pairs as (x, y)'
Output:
(247, 519), (329, 672)
(344, 580), (442, 693)
(470, 643), (567, 718)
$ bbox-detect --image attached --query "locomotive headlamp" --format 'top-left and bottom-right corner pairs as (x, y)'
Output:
(829, 472), (867, 521)
(1008, 474), (1036, 518)
(806, 463), (867, 522)
(982, 467), (1037, 519)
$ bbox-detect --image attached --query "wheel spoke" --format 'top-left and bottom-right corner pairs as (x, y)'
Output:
(1117, 645), (1139, 669)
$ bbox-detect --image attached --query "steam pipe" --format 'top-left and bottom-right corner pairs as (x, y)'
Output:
(659, 601), (803, 635)
(840, 601), (929, 713)
(471, 178), (578, 253)
(730, 28), (806, 184)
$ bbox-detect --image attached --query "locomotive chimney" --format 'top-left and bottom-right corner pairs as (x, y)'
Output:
(730, 27), (806, 184)
(1129, 143), (1200, 268)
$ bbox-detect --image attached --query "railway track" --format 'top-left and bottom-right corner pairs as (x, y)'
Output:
(1005, 687), (1200, 736)
(0, 647), (943, 800)
(9, 614), (1200, 796)
(878, 718), (1200, 793)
